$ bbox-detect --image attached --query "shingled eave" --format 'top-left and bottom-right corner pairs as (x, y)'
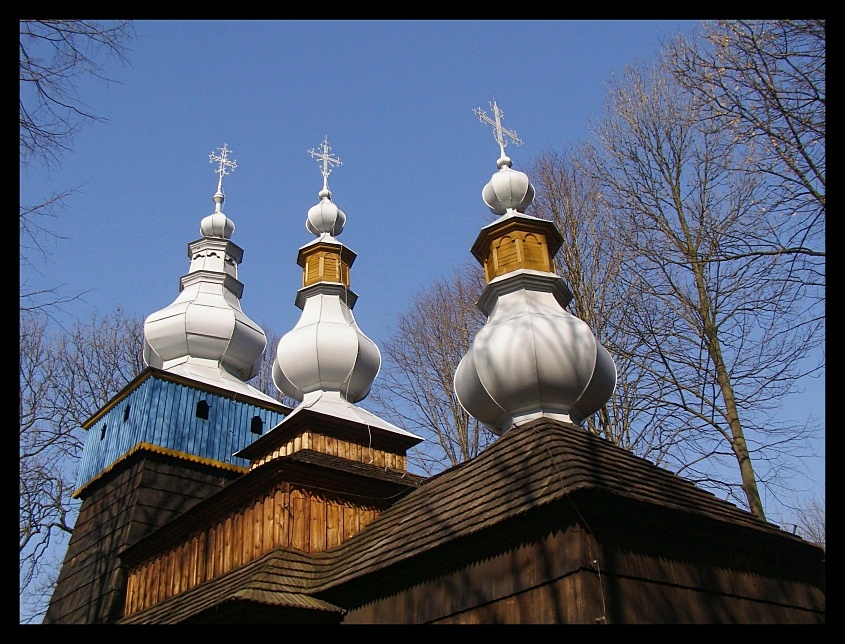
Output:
(82, 367), (291, 431)
(73, 441), (249, 499)
(118, 547), (342, 624)
(236, 402), (422, 462)
(119, 449), (424, 567)
(117, 417), (821, 622)
(308, 417), (815, 590)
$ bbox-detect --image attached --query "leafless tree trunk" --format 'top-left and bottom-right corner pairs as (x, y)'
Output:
(582, 54), (822, 520)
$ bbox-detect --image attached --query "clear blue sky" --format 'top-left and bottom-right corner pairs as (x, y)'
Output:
(20, 20), (823, 515)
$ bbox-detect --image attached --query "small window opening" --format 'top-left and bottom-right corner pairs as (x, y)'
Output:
(123, 405), (131, 422)
(100, 424), (107, 440)
(250, 415), (263, 435)
(196, 400), (210, 420)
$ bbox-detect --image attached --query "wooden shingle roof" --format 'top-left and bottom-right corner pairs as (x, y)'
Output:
(120, 548), (342, 623)
(119, 417), (812, 623)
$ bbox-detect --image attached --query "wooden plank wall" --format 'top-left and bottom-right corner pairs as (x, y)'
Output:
(44, 455), (241, 624)
(124, 480), (382, 616)
(342, 523), (597, 624)
(249, 430), (406, 471)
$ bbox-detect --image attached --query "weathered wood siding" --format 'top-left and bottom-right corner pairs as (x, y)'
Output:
(249, 430), (406, 471)
(76, 374), (287, 490)
(340, 499), (825, 624)
(43, 452), (241, 624)
(124, 481), (381, 616)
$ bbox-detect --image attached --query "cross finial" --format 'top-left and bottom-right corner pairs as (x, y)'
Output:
(308, 136), (342, 193)
(473, 100), (523, 160)
(209, 143), (237, 194)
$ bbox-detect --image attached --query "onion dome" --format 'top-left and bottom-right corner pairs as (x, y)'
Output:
(454, 102), (617, 434)
(306, 186), (346, 236)
(272, 138), (381, 403)
(143, 144), (271, 396)
(482, 156), (535, 214)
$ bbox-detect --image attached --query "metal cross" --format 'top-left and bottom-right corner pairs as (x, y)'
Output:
(473, 100), (523, 158)
(308, 136), (342, 192)
(209, 143), (237, 193)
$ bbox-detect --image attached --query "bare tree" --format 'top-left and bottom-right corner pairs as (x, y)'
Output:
(528, 148), (656, 452)
(20, 20), (134, 168)
(19, 307), (145, 623)
(665, 20), (824, 307)
(368, 263), (495, 475)
(20, 20), (134, 317)
(581, 54), (822, 520)
(253, 325), (299, 408)
(790, 494), (825, 550)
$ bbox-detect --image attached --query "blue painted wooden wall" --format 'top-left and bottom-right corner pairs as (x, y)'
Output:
(76, 374), (287, 491)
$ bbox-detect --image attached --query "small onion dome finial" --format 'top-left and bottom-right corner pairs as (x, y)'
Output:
(203, 143), (237, 238)
(306, 137), (346, 236)
(482, 164), (535, 215)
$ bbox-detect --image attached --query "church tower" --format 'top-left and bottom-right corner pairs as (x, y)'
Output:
(43, 145), (290, 624)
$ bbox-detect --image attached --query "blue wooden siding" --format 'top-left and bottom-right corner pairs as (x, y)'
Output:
(76, 375), (287, 490)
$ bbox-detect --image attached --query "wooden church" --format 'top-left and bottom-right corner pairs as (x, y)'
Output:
(43, 120), (825, 624)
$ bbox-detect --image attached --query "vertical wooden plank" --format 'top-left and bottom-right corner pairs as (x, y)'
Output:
(142, 562), (151, 611)
(180, 540), (190, 593)
(273, 485), (287, 548)
(171, 547), (180, 598)
(167, 550), (176, 600)
(240, 504), (249, 564)
(250, 499), (259, 560)
(181, 539), (190, 595)
(235, 510), (245, 568)
(343, 504), (359, 541)
(311, 495), (327, 552)
(188, 534), (197, 589)
(291, 488), (309, 551)
(134, 566), (143, 613)
(168, 547), (178, 598)
(150, 559), (159, 608)
(281, 487), (291, 547)
(327, 501), (342, 548)
(262, 492), (272, 555)
(150, 558), (159, 608)
(124, 571), (136, 615)
(224, 515), (233, 574)
(207, 526), (215, 582)
(253, 497), (263, 559)
(179, 541), (188, 594)
(141, 562), (151, 611)
(196, 531), (206, 586)
(155, 555), (164, 605)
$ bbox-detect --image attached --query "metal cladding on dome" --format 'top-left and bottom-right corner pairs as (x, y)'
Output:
(272, 138), (381, 405)
(454, 102), (617, 434)
(482, 163), (535, 215)
(142, 144), (275, 403)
